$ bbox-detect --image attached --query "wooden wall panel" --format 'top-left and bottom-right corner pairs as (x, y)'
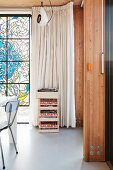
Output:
(74, 6), (83, 127)
(83, 0), (105, 161)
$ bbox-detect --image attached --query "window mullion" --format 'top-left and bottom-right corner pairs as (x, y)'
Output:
(6, 16), (8, 96)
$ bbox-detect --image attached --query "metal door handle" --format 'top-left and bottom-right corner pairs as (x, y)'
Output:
(101, 53), (104, 74)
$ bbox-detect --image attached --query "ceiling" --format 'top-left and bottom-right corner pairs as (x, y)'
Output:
(0, 0), (82, 7)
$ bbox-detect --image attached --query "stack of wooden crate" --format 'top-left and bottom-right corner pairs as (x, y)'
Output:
(37, 90), (59, 132)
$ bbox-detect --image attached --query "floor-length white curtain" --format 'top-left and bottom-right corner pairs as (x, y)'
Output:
(30, 2), (76, 127)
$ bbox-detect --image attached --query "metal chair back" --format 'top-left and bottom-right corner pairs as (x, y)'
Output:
(5, 100), (19, 127)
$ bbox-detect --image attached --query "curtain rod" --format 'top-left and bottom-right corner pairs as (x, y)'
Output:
(34, 1), (73, 7)
(0, 1), (74, 9)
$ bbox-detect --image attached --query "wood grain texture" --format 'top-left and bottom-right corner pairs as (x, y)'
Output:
(74, 6), (83, 127)
(83, 0), (105, 161)
(0, 0), (82, 7)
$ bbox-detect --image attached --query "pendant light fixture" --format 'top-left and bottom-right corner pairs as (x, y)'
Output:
(37, 0), (53, 26)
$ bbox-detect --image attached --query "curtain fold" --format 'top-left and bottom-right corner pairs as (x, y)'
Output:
(30, 2), (76, 127)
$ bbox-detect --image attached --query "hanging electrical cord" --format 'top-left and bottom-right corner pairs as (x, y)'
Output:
(47, 0), (53, 24)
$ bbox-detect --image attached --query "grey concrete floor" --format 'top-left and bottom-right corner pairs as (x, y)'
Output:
(0, 125), (110, 170)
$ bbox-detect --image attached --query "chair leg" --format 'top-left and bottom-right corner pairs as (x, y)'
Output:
(9, 127), (18, 154)
(0, 133), (5, 169)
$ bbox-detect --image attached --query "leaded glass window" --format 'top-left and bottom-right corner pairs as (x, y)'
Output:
(0, 15), (30, 106)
